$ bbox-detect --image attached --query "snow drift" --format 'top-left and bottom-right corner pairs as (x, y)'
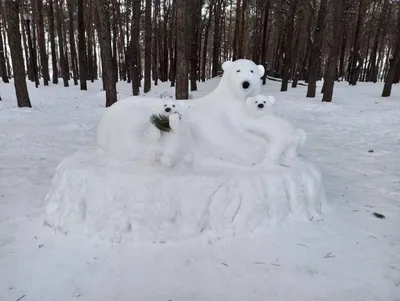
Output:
(44, 59), (327, 242)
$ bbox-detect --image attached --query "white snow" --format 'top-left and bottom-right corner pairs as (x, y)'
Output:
(1, 77), (400, 300)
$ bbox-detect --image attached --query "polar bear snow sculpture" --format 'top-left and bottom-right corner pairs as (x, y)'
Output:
(43, 59), (326, 243)
(244, 95), (307, 165)
(97, 97), (191, 166)
(186, 59), (268, 166)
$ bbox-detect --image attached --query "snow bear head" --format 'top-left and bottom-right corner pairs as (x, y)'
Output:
(245, 95), (275, 117)
(221, 59), (265, 100)
(161, 100), (191, 120)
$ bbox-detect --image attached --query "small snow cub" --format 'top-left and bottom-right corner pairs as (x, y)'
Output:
(243, 95), (307, 165)
(159, 109), (193, 168)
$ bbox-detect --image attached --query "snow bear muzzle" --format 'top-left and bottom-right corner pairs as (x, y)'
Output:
(242, 81), (250, 89)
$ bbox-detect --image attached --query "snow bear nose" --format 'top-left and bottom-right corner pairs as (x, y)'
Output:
(257, 103), (264, 109)
(165, 107), (171, 113)
(242, 81), (250, 89)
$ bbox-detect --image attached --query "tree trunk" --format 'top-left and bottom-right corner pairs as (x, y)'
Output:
(232, 0), (241, 60)
(67, 0), (78, 85)
(175, 0), (188, 99)
(349, 0), (366, 86)
(153, 0), (160, 85)
(143, 0), (152, 93)
(201, 2), (213, 82)
(55, 0), (69, 87)
(5, 0), (31, 107)
(35, 0), (49, 85)
(189, 0), (202, 91)
(280, 1), (296, 92)
(382, 12), (400, 97)
(260, 0), (270, 85)
(96, 0), (117, 106)
(306, 0), (327, 98)
(78, 0), (87, 90)
(237, 0), (247, 59)
(212, 0), (222, 77)
(322, 0), (344, 102)
(130, 0), (141, 95)
(48, 0), (58, 84)
(0, 10), (9, 82)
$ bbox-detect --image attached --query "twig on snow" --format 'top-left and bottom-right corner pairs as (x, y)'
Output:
(16, 295), (26, 301)
(324, 252), (335, 259)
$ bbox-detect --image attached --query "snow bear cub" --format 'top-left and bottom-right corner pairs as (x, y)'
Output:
(159, 109), (193, 168)
(97, 97), (188, 162)
(243, 95), (307, 165)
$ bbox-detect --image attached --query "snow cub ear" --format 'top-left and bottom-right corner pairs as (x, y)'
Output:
(267, 96), (276, 106)
(222, 61), (233, 72)
(258, 65), (265, 77)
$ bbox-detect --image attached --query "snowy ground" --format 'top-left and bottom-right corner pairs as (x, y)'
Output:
(1, 78), (399, 301)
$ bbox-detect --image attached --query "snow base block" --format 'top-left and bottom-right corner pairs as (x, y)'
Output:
(44, 148), (326, 242)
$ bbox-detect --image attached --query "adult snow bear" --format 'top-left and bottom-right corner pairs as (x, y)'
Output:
(243, 95), (307, 165)
(97, 97), (188, 163)
(187, 59), (268, 166)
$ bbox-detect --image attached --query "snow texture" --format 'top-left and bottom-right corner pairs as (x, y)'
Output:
(44, 59), (326, 242)
(1, 74), (400, 301)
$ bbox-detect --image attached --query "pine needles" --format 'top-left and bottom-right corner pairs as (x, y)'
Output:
(150, 113), (171, 132)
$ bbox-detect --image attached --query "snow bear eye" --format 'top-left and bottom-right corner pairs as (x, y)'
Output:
(250, 70), (254, 73)
(164, 104), (167, 107)
(236, 70), (240, 73)
(172, 105), (175, 107)
(255, 101), (258, 104)
(263, 101), (266, 104)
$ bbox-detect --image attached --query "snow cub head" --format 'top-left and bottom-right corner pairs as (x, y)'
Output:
(222, 59), (265, 100)
(162, 100), (189, 117)
(245, 95), (275, 117)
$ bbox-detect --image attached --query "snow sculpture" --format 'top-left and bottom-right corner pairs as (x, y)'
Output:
(44, 59), (327, 242)
(243, 95), (307, 165)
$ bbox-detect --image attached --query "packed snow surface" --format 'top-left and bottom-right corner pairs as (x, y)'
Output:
(1, 78), (400, 300)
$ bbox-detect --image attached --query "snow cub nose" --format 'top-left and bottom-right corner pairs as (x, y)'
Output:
(165, 107), (171, 113)
(242, 81), (250, 89)
(257, 103), (264, 109)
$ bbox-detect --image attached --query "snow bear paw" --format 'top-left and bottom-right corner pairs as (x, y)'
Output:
(169, 113), (181, 131)
(160, 153), (175, 168)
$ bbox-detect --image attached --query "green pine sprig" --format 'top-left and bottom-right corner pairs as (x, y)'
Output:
(150, 113), (171, 132)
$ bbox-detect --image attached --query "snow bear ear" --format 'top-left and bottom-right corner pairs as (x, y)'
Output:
(267, 96), (276, 105)
(222, 61), (233, 72)
(258, 65), (265, 77)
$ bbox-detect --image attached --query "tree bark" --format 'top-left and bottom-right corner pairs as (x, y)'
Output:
(280, 1), (296, 92)
(382, 11), (400, 97)
(201, 2), (213, 82)
(0, 7), (9, 83)
(211, 0), (222, 77)
(130, 0), (141, 95)
(322, 0), (344, 102)
(78, 0), (87, 90)
(175, 0), (188, 99)
(306, 0), (327, 98)
(144, 0), (152, 93)
(232, 0), (241, 60)
(35, 0), (49, 85)
(96, 0), (117, 106)
(67, 0), (78, 85)
(48, 0), (58, 84)
(260, 0), (270, 85)
(349, 0), (366, 86)
(55, 0), (69, 87)
(189, 0), (202, 91)
(5, 0), (31, 107)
